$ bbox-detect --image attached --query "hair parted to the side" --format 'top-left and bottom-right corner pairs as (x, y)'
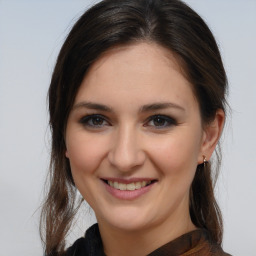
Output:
(40, 0), (228, 255)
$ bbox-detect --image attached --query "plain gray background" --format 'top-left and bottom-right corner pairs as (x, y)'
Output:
(0, 1), (255, 255)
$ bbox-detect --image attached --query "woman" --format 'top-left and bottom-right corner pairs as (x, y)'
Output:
(40, 0), (231, 255)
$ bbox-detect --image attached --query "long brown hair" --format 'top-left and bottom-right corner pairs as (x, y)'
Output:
(40, 0), (228, 255)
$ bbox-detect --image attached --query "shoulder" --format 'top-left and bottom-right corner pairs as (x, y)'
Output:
(194, 229), (232, 256)
(148, 228), (231, 256)
(65, 237), (88, 256)
(209, 245), (232, 256)
(65, 224), (105, 256)
(195, 229), (232, 256)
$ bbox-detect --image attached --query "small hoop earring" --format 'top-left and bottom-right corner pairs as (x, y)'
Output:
(203, 155), (207, 167)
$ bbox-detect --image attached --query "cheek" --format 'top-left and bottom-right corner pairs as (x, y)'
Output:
(66, 134), (109, 175)
(147, 131), (201, 177)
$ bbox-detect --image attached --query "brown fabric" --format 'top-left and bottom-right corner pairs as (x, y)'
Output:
(148, 229), (231, 256)
(65, 224), (231, 256)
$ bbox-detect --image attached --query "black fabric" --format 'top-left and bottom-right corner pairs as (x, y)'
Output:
(65, 224), (105, 256)
(65, 224), (231, 256)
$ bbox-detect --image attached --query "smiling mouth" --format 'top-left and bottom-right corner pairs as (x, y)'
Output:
(102, 179), (157, 191)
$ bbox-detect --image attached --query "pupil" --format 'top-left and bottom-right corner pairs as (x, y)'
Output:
(93, 117), (103, 125)
(154, 117), (165, 126)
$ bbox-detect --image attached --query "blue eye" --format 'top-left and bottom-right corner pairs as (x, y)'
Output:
(146, 115), (177, 128)
(79, 114), (109, 128)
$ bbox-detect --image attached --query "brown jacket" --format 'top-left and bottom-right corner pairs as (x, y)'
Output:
(65, 224), (231, 256)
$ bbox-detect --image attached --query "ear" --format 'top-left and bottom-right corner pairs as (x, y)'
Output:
(198, 109), (225, 164)
(65, 150), (69, 158)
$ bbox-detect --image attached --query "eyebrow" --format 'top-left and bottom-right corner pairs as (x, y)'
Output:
(72, 101), (185, 112)
(140, 102), (185, 112)
(72, 102), (113, 112)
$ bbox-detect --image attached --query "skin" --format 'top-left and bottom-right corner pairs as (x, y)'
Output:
(65, 42), (224, 256)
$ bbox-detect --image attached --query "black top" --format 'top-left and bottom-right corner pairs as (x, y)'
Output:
(65, 224), (231, 256)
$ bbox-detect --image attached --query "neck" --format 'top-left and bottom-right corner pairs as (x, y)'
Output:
(97, 209), (196, 256)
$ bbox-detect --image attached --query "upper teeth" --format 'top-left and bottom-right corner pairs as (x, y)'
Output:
(108, 181), (152, 191)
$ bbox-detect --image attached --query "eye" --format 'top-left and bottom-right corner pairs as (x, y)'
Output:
(145, 115), (177, 129)
(79, 114), (110, 128)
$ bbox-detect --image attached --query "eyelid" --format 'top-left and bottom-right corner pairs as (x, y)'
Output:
(78, 113), (177, 130)
(144, 114), (177, 128)
(79, 114), (111, 128)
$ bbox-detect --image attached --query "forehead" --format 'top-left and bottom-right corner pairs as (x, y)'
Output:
(75, 42), (198, 110)
(87, 42), (186, 83)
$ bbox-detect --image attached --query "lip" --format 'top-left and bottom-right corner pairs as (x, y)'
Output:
(101, 178), (157, 200)
(101, 177), (156, 184)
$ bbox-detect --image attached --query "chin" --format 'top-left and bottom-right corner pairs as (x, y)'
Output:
(97, 205), (154, 232)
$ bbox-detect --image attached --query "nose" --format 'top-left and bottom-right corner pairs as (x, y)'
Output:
(107, 126), (146, 172)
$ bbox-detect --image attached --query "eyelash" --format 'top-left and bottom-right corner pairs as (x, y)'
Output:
(79, 114), (110, 128)
(145, 115), (177, 129)
(79, 114), (177, 129)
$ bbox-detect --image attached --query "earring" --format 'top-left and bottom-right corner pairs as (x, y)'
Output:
(203, 155), (207, 167)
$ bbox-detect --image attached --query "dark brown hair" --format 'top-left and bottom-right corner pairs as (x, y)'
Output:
(40, 0), (228, 255)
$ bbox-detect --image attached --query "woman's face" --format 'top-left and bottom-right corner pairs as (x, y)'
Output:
(65, 43), (207, 232)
